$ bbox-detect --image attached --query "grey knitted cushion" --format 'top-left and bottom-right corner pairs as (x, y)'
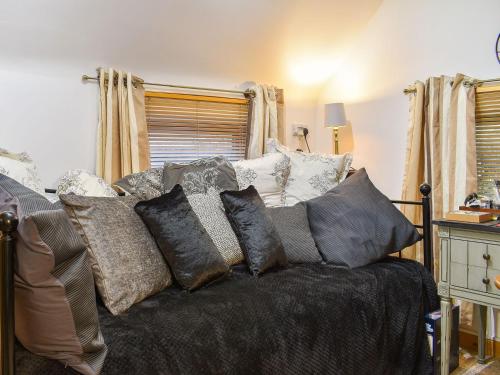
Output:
(266, 203), (322, 263)
(306, 168), (421, 268)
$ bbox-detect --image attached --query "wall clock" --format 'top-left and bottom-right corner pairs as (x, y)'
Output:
(497, 33), (500, 64)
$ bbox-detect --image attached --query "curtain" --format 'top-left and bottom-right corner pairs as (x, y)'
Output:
(96, 68), (150, 184)
(402, 73), (477, 327)
(247, 85), (285, 158)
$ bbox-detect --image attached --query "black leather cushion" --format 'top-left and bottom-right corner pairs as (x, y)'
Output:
(135, 184), (229, 290)
(220, 185), (287, 275)
(307, 168), (421, 268)
(266, 203), (322, 263)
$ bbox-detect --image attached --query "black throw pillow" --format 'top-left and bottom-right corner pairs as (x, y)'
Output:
(306, 168), (421, 268)
(220, 185), (287, 275)
(134, 184), (229, 290)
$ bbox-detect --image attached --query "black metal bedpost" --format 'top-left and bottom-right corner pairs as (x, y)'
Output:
(419, 183), (433, 275)
(0, 211), (18, 375)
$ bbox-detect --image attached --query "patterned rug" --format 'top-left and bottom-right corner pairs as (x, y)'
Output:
(452, 349), (500, 374)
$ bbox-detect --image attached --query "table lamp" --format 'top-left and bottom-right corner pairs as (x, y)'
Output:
(324, 103), (348, 154)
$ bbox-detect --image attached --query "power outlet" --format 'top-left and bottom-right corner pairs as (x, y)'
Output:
(292, 124), (306, 136)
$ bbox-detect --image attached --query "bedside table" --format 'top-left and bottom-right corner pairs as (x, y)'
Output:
(435, 219), (500, 375)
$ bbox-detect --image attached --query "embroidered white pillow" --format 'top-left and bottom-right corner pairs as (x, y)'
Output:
(0, 148), (44, 194)
(281, 151), (353, 206)
(233, 153), (290, 207)
(56, 170), (118, 197)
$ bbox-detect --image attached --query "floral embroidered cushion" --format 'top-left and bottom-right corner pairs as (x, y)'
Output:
(0, 148), (45, 195)
(113, 168), (163, 200)
(162, 156), (238, 195)
(56, 169), (117, 197)
(232, 153), (290, 207)
(271, 142), (353, 206)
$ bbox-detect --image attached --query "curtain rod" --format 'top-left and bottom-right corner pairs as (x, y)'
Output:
(403, 77), (500, 95)
(81, 74), (255, 97)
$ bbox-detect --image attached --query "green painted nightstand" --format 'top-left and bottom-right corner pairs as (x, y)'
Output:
(434, 219), (500, 375)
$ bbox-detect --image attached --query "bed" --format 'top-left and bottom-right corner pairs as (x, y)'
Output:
(1, 184), (436, 375)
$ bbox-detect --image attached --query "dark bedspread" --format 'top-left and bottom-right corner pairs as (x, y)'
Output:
(16, 258), (438, 375)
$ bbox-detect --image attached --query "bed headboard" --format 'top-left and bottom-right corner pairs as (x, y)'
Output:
(0, 183), (433, 375)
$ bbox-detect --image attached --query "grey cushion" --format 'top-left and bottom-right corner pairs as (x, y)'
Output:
(306, 168), (421, 268)
(163, 156), (238, 195)
(60, 194), (172, 315)
(0, 174), (107, 375)
(266, 203), (322, 263)
(113, 168), (164, 200)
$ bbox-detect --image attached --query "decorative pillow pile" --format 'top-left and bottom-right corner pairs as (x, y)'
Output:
(233, 152), (290, 207)
(113, 168), (163, 200)
(0, 174), (107, 375)
(56, 169), (117, 197)
(307, 168), (421, 268)
(162, 156), (244, 265)
(266, 202), (323, 263)
(0, 148), (44, 195)
(220, 185), (288, 275)
(135, 185), (229, 290)
(60, 194), (172, 315)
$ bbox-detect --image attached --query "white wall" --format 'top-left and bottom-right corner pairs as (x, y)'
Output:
(316, 0), (500, 199)
(0, 0), (380, 187)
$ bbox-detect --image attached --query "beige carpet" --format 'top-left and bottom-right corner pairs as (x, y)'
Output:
(452, 349), (500, 374)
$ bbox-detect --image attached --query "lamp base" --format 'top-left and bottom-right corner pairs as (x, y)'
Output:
(332, 127), (340, 155)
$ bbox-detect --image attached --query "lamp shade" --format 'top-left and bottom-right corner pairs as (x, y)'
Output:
(324, 103), (347, 128)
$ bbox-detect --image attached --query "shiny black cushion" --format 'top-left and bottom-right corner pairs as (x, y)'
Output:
(220, 185), (287, 275)
(135, 184), (229, 290)
(306, 168), (421, 268)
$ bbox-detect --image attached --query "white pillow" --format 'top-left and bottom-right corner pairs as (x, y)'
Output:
(279, 149), (353, 206)
(56, 170), (117, 197)
(233, 153), (290, 207)
(0, 148), (44, 194)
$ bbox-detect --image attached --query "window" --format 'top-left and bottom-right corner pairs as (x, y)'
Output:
(145, 92), (250, 168)
(475, 84), (500, 196)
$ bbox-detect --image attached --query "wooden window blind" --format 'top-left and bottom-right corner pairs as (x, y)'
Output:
(475, 85), (500, 196)
(145, 92), (250, 168)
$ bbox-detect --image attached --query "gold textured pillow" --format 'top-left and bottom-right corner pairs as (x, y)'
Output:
(60, 194), (172, 315)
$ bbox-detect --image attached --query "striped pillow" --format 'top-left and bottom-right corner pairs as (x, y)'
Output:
(0, 174), (107, 375)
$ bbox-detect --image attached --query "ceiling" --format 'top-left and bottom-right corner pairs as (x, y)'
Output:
(0, 0), (382, 94)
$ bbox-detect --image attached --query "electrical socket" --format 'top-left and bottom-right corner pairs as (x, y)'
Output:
(292, 124), (306, 136)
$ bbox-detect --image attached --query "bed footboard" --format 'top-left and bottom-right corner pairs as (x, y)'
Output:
(0, 211), (18, 375)
(391, 183), (433, 274)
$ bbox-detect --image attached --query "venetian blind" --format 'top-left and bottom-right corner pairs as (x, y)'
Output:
(145, 92), (250, 168)
(475, 84), (500, 196)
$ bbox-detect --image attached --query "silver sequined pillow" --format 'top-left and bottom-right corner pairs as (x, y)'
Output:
(60, 194), (172, 315)
(187, 189), (244, 266)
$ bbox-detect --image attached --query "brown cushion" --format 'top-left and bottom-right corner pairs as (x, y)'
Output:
(0, 174), (107, 375)
(60, 194), (172, 315)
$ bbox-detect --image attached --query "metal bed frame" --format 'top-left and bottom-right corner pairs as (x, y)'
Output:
(0, 183), (433, 375)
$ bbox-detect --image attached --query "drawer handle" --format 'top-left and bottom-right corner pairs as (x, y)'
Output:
(482, 277), (490, 285)
(483, 253), (491, 261)
(496, 276), (500, 290)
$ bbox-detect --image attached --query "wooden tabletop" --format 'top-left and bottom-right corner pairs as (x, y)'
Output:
(433, 219), (500, 234)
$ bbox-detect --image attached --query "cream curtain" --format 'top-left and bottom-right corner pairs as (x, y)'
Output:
(402, 73), (477, 327)
(96, 68), (150, 183)
(402, 73), (477, 272)
(247, 85), (285, 158)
